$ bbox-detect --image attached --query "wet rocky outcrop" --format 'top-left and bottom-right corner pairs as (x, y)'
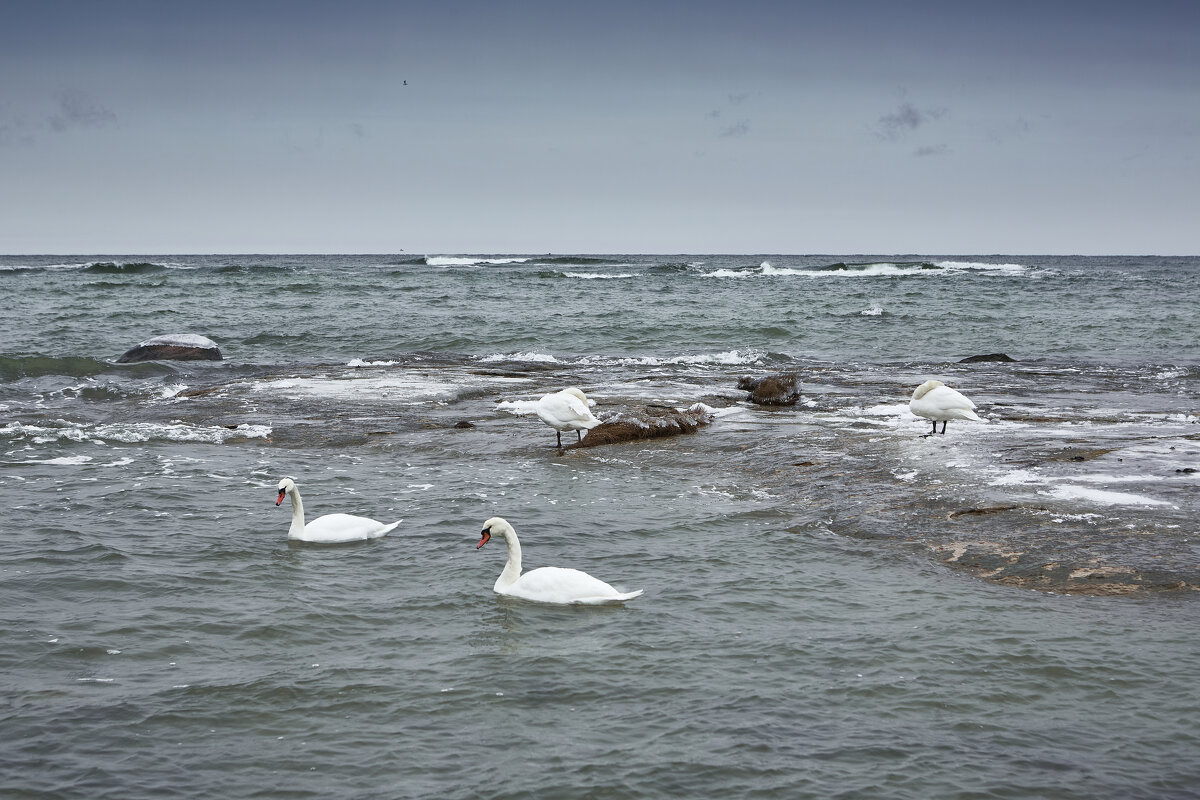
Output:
(737, 373), (800, 406)
(117, 334), (222, 363)
(568, 404), (712, 448)
(959, 353), (1017, 363)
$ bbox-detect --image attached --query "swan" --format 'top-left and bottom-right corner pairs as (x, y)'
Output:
(476, 517), (643, 605)
(909, 380), (983, 436)
(275, 477), (401, 543)
(535, 387), (601, 447)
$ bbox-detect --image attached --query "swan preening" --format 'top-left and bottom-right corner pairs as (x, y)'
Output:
(275, 477), (401, 543)
(535, 387), (601, 447)
(476, 517), (643, 605)
(909, 380), (983, 436)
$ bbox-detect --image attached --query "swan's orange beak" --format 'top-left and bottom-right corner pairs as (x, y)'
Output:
(476, 530), (491, 549)
(276, 489), (286, 506)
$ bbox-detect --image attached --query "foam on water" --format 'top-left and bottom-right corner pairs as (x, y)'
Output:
(347, 358), (400, 367)
(0, 420), (272, 445)
(478, 352), (560, 363)
(426, 255), (529, 266)
(1045, 484), (1176, 507)
(562, 272), (637, 280)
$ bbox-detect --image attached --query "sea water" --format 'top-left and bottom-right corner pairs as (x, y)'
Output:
(1, 254), (1198, 798)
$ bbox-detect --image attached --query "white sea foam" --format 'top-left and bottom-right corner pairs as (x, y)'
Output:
(863, 403), (911, 418)
(21, 455), (95, 465)
(478, 352), (560, 363)
(936, 261), (1028, 273)
(1045, 485), (1175, 507)
(702, 268), (757, 278)
(426, 256), (529, 267)
(136, 333), (218, 349)
(496, 399), (540, 416)
(990, 469), (1044, 486)
(1, 421), (272, 445)
(347, 358), (398, 367)
(160, 384), (188, 399)
(861, 302), (884, 316)
(563, 272), (637, 280)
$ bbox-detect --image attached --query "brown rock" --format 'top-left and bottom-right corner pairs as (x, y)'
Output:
(736, 373), (800, 406)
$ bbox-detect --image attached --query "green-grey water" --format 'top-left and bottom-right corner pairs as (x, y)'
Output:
(2, 254), (1198, 799)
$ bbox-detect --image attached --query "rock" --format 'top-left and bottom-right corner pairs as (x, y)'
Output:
(736, 373), (800, 406)
(568, 404), (712, 448)
(117, 334), (222, 363)
(453, 420), (475, 429)
(959, 353), (1017, 363)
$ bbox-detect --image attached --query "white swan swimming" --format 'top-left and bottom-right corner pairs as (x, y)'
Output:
(476, 517), (643, 605)
(275, 477), (401, 543)
(909, 380), (983, 436)
(535, 387), (601, 447)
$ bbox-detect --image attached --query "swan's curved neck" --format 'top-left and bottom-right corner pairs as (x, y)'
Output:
(495, 525), (523, 590)
(286, 488), (306, 537)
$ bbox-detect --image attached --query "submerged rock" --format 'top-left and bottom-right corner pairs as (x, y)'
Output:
(737, 373), (801, 406)
(117, 334), (222, 363)
(568, 404), (712, 448)
(959, 353), (1017, 363)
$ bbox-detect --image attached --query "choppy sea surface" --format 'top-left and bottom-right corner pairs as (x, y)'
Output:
(2, 253), (1198, 799)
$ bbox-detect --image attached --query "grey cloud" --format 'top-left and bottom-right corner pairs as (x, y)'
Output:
(47, 90), (116, 133)
(721, 120), (750, 137)
(914, 144), (950, 157)
(876, 102), (944, 141)
(728, 92), (750, 105)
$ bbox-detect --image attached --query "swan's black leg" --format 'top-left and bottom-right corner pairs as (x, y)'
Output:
(922, 420), (936, 438)
(940, 421), (948, 435)
(555, 431), (562, 448)
(576, 430), (582, 443)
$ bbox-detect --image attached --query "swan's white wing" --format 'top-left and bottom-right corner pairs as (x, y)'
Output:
(296, 513), (399, 543)
(911, 385), (982, 421)
(503, 566), (640, 605)
(536, 392), (600, 431)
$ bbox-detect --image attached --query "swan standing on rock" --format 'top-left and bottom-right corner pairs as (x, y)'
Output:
(476, 517), (643, 605)
(275, 477), (401, 543)
(535, 387), (601, 447)
(909, 380), (983, 437)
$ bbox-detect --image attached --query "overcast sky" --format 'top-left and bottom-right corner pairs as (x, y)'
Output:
(2, 1), (1197, 254)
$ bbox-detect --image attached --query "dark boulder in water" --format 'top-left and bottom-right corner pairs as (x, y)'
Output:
(568, 404), (712, 448)
(959, 353), (1017, 363)
(737, 373), (801, 406)
(117, 334), (222, 363)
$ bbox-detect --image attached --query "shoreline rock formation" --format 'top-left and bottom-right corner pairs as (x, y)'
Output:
(117, 334), (223, 363)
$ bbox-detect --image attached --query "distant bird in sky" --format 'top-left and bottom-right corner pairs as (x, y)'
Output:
(403, 80), (407, 86)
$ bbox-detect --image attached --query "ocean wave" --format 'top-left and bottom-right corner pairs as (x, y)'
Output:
(83, 261), (170, 274)
(347, 358), (399, 367)
(563, 272), (637, 280)
(478, 352), (560, 363)
(0, 420), (272, 445)
(425, 256), (530, 267)
(580, 349), (769, 367)
(0, 261), (96, 273)
(532, 256), (614, 266)
(936, 260), (1029, 273)
(702, 261), (946, 279)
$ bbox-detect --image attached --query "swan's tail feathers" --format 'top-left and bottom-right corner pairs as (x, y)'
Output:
(963, 409), (984, 422)
(375, 519), (403, 537)
(572, 588), (643, 605)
